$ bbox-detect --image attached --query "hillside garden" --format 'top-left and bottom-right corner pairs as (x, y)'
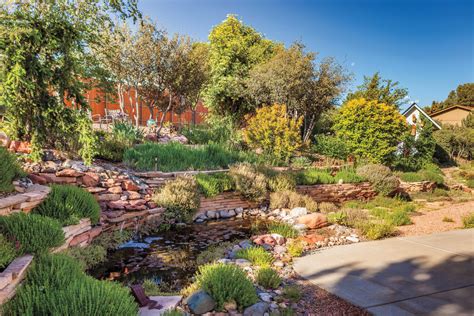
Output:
(0, 1), (473, 315)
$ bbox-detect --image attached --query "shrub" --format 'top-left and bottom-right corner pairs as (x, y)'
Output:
(267, 222), (299, 238)
(153, 176), (200, 223)
(195, 263), (258, 310)
(287, 240), (305, 257)
(95, 130), (129, 162)
(269, 190), (318, 212)
(256, 267), (281, 289)
(357, 221), (395, 240)
(268, 172), (296, 192)
(195, 172), (234, 198)
(196, 242), (233, 265)
(295, 169), (335, 185)
(462, 213), (474, 228)
(327, 211), (347, 225)
(442, 216), (454, 223)
(290, 156), (312, 168)
(33, 184), (100, 225)
(142, 279), (177, 296)
(282, 285), (302, 302)
(229, 163), (268, 202)
(468, 179), (474, 189)
(4, 254), (138, 316)
(397, 167), (444, 185)
(334, 169), (365, 183)
(0, 234), (16, 269)
(235, 246), (273, 267)
(0, 213), (64, 254)
(334, 98), (407, 163)
(433, 124), (474, 161)
(124, 142), (258, 172)
(386, 209), (412, 226)
(313, 135), (349, 160)
(112, 121), (143, 146)
(65, 245), (107, 270)
(92, 230), (133, 250)
(356, 164), (399, 195)
(181, 115), (242, 148)
(0, 147), (24, 192)
(318, 202), (338, 213)
(243, 104), (303, 162)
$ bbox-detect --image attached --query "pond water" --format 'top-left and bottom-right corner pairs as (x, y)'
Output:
(90, 218), (263, 291)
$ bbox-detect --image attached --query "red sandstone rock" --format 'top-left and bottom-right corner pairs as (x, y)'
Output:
(8, 140), (20, 152)
(108, 186), (123, 194)
(122, 180), (139, 191)
(296, 213), (328, 229)
(300, 234), (325, 244)
(125, 191), (141, 200)
(81, 174), (99, 187)
(129, 199), (146, 207)
(88, 227), (103, 239)
(28, 174), (47, 185)
(107, 200), (129, 209)
(69, 232), (90, 247)
(98, 194), (121, 201)
(125, 204), (146, 211)
(56, 168), (83, 177)
(147, 202), (158, 208)
(39, 173), (76, 184)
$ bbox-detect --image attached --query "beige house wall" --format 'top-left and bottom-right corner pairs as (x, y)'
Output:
(431, 108), (471, 126)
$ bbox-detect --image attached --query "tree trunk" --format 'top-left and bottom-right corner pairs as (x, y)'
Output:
(134, 89), (140, 128)
(156, 93), (173, 136)
(118, 83), (125, 113)
(303, 114), (317, 143)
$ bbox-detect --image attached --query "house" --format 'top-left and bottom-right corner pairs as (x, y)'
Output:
(429, 105), (473, 126)
(402, 103), (441, 136)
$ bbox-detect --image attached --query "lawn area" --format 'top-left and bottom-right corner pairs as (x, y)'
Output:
(123, 142), (260, 172)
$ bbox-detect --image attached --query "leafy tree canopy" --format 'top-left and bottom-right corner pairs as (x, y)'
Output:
(426, 83), (474, 113)
(346, 72), (408, 109)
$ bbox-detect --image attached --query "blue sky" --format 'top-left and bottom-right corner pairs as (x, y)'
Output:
(138, 0), (473, 109)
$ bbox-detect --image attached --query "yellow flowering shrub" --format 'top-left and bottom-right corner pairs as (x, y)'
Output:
(334, 98), (407, 163)
(243, 104), (303, 162)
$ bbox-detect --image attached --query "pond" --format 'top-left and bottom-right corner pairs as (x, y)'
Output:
(90, 218), (264, 292)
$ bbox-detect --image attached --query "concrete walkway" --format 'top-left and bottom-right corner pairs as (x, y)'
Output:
(294, 229), (474, 315)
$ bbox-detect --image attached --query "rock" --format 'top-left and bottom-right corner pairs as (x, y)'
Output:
(292, 224), (307, 231)
(289, 207), (307, 218)
(107, 200), (129, 209)
(217, 258), (232, 264)
(56, 168), (83, 177)
(346, 236), (359, 243)
(273, 245), (287, 254)
(235, 207), (244, 214)
(81, 174), (99, 187)
(185, 290), (216, 314)
(301, 234), (325, 244)
(295, 213), (328, 229)
(239, 240), (253, 249)
(125, 191), (141, 200)
(206, 210), (217, 219)
(28, 174), (47, 185)
(270, 234), (285, 245)
(235, 259), (251, 267)
(244, 302), (269, 316)
(273, 261), (285, 268)
(0, 131), (11, 147)
(122, 180), (139, 191)
(108, 186), (123, 194)
(258, 292), (273, 303)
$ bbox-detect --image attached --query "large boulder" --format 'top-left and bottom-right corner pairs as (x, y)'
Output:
(296, 213), (328, 229)
(243, 302), (269, 316)
(184, 290), (216, 314)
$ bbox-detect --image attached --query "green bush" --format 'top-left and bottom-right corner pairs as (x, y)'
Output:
(235, 246), (273, 267)
(318, 202), (338, 213)
(0, 213), (64, 254)
(267, 222), (299, 238)
(154, 176), (200, 223)
(357, 221), (395, 240)
(196, 242), (233, 265)
(356, 164), (399, 195)
(33, 184), (100, 225)
(195, 263), (258, 310)
(256, 267), (281, 289)
(327, 211), (347, 225)
(95, 130), (129, 162)
(287, 240), (305, 257)
(0, 234), (17, 269)
(112, 121), (143, 146)
(91, 230), (133, 250)
(65, 245), (107, 270)
(269, 190), (318, 212)
(195, 172), (234, 198)
(4, 254), (138, 316)
(462, 213), (474, 228)
(0, 147), (25, 192)
(229, 163), (268, 202)
(468, 179), (474, 189)
(142, 279), (178, 297)
(124, 142), (258, 172)
(334, 169), (365, 183)
(295, 169), (335, 185)
(290, 156), (312, 168)
(313, 135), (349, 160)
(282, 285), (302, 302)
(181, 115), (242, 148)
(268, 172), (297, 192)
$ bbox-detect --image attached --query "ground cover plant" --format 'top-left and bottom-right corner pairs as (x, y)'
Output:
(154, 176), (200, 223)
(267, 222), (299, 238)
(410, 188), (474, 203)
(195, 172), (234, 197)
(229, 163), (268, 202)
(269, 190), (318, 212)
(0, 213), (64, 255)
(235, 246), (273, 267)
(0, 147), (25, 193)
(287, 240), (305, 257)
(333, 168), (365, 183)
(395, 163), (444, 185)
(65, 245), (107, 270)
(462, 213), (474, 228)
(0, 234), (17, 269)
(356, 164), (399, 195)
(33, 184), (100, 225)
(268, 172), (297, 192)
(194, 263), (258, 311)
(3, 254), (138, 316)
(294, 168), (335, 185)
(124, 142), (259, 172)
(256, 267), (281, 289)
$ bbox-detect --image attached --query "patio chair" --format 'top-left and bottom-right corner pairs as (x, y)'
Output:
(130, 284), (163, 309)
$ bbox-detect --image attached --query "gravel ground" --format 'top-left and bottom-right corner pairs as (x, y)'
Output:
(296, 277), (370, 316)
(397, 200), (474, 237)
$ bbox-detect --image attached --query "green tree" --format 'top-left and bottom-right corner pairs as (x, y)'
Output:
(346, 72), (408, 109)
(204, 15), (275, 120)
(334, 98), (407, 163)
(426, 83), (474, 113)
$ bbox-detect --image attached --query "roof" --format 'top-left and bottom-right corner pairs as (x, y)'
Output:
(429, 105), (473, 117)
(402, 102), (442, 130)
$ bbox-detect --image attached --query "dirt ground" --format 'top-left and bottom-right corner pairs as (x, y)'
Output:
(397, 200), (474, 237)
